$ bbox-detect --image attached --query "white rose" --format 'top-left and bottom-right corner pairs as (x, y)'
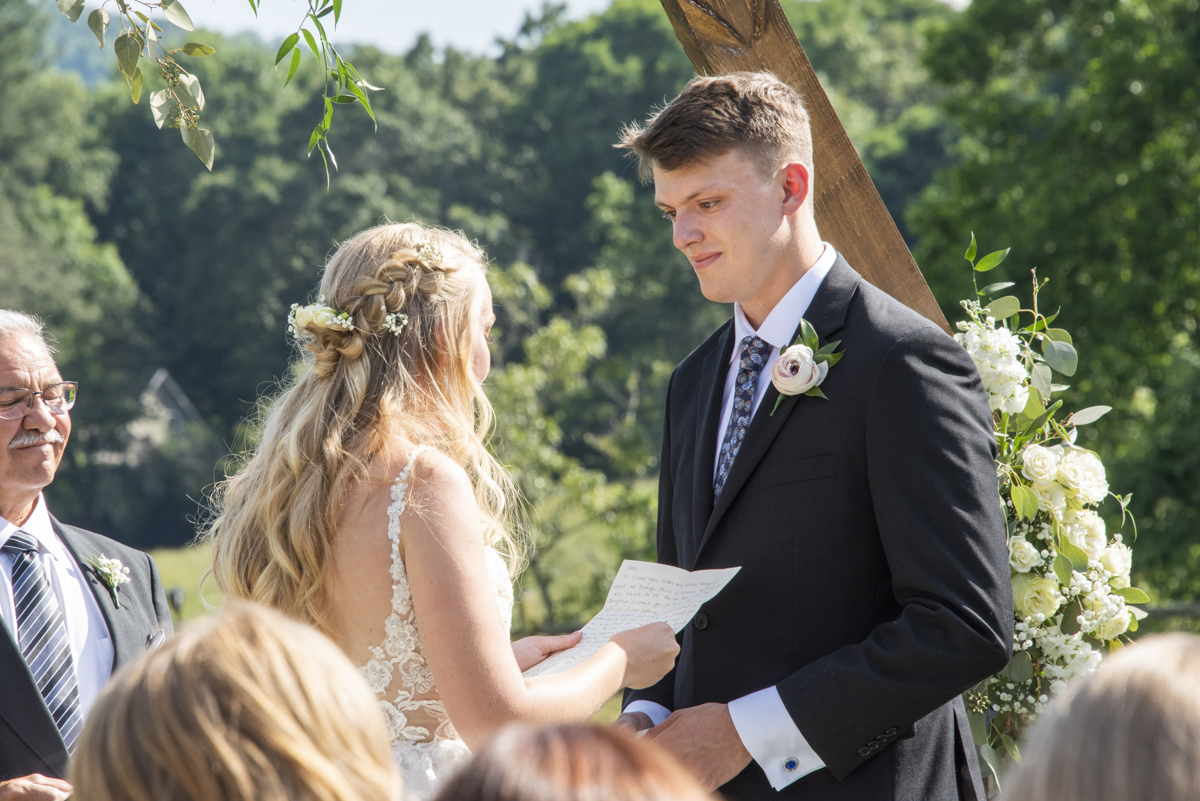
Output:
(1064, 510), (1107, 563)
(771, 344), (828, 396)
(1096, 612), (1130, 640)
(1099, 543), (1133, 578)
(1060, 449), (1108, 505)
(1009, 536), (1043, 573)
(1012, 573), (1063, 619)
(1031, 481), (1067, 518)
(1021, 444), (1061, 484)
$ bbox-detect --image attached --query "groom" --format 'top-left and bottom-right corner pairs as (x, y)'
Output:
(615, 73), (1013, 801)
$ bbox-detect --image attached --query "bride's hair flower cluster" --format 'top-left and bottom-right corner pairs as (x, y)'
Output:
(288, 297), (355, 338)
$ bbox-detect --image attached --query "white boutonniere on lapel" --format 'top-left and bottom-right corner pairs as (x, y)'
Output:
(770, 318), (845, 415)
(85, 555), (131, 608)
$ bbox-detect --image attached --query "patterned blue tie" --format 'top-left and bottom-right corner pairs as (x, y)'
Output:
(714, 336), (773, 497)
(3, 531), (84, 751)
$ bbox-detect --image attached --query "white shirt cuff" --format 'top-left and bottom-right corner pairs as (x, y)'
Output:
(623, 700), (672, 727)
(727, 686), (825, 790)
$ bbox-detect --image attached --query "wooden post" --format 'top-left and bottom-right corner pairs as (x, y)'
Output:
(658, 0), (950, 334)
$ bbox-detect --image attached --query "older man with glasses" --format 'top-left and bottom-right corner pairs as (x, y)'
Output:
(0, 310), (173, 801)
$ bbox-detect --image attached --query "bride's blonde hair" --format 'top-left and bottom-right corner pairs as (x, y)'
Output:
(204, 222), (522, 633)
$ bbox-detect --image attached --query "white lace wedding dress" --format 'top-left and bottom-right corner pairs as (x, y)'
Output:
(357, 447), (514, 800)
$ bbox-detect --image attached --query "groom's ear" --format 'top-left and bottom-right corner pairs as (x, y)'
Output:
(780, 162), (811, 217)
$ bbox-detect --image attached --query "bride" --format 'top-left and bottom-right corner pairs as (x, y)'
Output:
(204, 223), (678, 799)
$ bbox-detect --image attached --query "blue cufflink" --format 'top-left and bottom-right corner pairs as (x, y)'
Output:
(784, 758), (799, 772)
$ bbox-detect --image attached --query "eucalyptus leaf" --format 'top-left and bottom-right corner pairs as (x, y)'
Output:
(302, 28), (321, 59)
(974, 247), (1011, 272)
(1000, 734), (1022, 764)
(177, 72), (205, 111)
(114, 32), (140, 80)
(129, 66), (143, 104)
(1005, 650), (1034, 682)
(181, 42), (216, 56)
(964, 232), (977, 263)
(162, 0), (195, 31)
(1060, 599), (1083, 635)
(57, 0), (85, 22)
(1031, 363), (1052, 399)
(275, 33), (299, 65)
(1059, 536), (1089, 570)
(1053, 553), (1073, 585)
(1071, 406), (1111, 426)
(1044, 327), (1073, 344)
(1022, 385), (1044, 418)
(87, 8), (109, 47)
(1043, 340), (1078, 376)
(149, 90), (171, 128)
(979, 745), (1004, 792)
(190, 128), (215, 170)
(1116, 587), (1151, 604)
(979, 281), (1015, 296)
(1051, 383), (1071, 392)
(967, 707), (987, 747)
(985, 295), (1021, 319)
(1011, 484), (1039, 521)
(330, 94), (357, 103)
(180, 121), (196, 147)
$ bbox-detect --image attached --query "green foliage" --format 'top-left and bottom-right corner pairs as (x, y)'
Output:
(911, 0), (1200, 598)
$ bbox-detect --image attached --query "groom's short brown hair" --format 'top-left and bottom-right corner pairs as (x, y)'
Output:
(617, 71), (813, 181)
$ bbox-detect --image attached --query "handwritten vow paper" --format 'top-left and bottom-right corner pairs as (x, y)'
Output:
(522, 560), (740, 678)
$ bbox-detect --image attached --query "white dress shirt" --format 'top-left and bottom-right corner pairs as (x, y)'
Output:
(626, 243), (837, 791)
(0, 495), (115, 719)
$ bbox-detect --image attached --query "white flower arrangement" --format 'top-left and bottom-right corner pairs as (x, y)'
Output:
(85, 554), (131, 608)
(955, 236), (1145, 793)
(287, 296), (355, 338)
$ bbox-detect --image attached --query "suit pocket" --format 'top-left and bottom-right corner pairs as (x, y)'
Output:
(758, 453), (839, 487)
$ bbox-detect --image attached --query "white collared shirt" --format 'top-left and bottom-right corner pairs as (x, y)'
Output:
(627, 243), (837, 791)
(0, 495), (115, 719)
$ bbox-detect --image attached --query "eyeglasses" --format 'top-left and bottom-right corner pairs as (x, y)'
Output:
(0, 382), (78, 420)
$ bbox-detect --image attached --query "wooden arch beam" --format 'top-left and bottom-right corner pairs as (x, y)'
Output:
(658, 0), (950, 334)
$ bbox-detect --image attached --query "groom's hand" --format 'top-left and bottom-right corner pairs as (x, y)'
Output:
(645, 703), (752, 791)
(614, 711), (654, 733)
(510, 631), (582, 672)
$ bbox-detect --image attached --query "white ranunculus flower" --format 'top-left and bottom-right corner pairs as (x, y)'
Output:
(1059, 448), (1108, 505)
(1096, 612), (1130, 640)
(1064, 510), (1107, 563)
(1022, 444), (1062, 484)
(1031, 481), (1067, 518)
(1099, 543), (1133, 578)
(1012, 573), (1063, 619)
(771, 344), (828, 396)
(1009, 536), (1043, 573)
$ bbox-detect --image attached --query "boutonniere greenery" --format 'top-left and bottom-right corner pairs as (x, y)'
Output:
(770, 318), (845, 415)
(85, 555), (131, 608)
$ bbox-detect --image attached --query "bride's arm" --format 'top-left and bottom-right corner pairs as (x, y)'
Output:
(402, 451), (678, 748)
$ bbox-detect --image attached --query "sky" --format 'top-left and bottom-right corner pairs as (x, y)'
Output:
(178, 0), (970, 57)
(181, 0), (616, 55)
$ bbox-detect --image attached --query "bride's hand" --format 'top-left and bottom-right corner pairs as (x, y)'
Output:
(511, 631), (583, 672)
(608, 622), (679, 689)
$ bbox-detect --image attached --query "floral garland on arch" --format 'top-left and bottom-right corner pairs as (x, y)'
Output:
(953, 235), (1147, 796)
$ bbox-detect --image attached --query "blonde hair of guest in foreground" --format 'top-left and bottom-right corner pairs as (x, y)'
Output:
(1001, 633), (1200, 801)
(69, 602), (400, 801)
(202, 221), (678, 751)
(433, 724), (712, 801)
(204, 222), (522, 632)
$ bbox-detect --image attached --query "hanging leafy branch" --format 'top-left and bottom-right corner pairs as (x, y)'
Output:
(263, 0), (380, 185)
(53, 0), (379, 177)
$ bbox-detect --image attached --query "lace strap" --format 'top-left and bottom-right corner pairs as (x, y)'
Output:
(387, 445), (429, 548)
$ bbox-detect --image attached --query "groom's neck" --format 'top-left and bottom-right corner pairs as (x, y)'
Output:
(740, 219), (824, 329)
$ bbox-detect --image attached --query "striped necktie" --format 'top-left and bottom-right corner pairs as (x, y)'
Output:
(3, 531), (84, 751)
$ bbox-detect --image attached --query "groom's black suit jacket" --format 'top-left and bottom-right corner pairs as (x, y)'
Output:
(626, 257), (1013, 801)
(0, 519), (173, 781)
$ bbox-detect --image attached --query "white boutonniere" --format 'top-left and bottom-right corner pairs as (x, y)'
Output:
(770, 318), (845, 415)
(85, 555), (131, 608)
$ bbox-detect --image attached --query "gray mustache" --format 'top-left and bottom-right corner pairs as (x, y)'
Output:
(9, 429), (66, 449)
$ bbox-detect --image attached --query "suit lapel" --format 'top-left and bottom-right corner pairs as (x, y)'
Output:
(695, 256), (860, 560)
(0, 616), (69, 775)
(53, 519), (128, 671)
(688, 323), (735, 568)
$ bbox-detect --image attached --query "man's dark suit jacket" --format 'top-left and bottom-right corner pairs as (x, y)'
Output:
(0, 518), (172, 781)
(625, 257), (1014, 801)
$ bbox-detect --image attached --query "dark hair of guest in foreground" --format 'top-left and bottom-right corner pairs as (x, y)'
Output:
(433, 723), (712, 801)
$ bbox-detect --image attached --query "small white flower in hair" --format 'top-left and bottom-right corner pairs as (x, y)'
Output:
(384, 312), (409, 336)
(287, 296), (355, 338)
(417, 244), (443, 264)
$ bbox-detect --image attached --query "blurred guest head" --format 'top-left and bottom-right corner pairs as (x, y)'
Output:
(433, 723), (711, 801)
(0, 310), (73, 525)
(70, 601), (400, 801)
(1001, 633), (1200, 801)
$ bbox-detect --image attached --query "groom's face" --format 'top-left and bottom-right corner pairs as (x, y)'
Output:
(654, 148), (799, 310)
